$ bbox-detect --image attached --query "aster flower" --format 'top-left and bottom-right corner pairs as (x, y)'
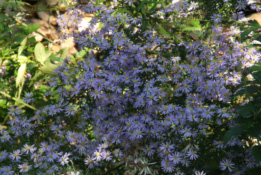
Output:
(59, 153), (70, 166)
(237, 0), (247, 10)
(65, 105), (78, 116)
(114, 149), (123, 158)
(76, 139), (88, 154)
(102, 151), (112, 161)
(161, 158), (175, 173)
(24, 128), (34, 137)
(232, 11), (245, 21)
(10, 149), (21, 161)
(181, 127), (192, 138)
(0, 166), (14, 175)
(31, 153), (40, 163)
(18, 162), (31, 173)
(186, 149), (199, 160)
(213, 140), (225, 149)
(194, 171), (206, 175)
(85, 156), (97, 168)
(211, 14), (222, 23)
(219, 159), (235, 172)
(181, 158), (191, 167)
(189, 1), (199, 10)
(93, 150), (103, 161)
(170, 152), (182, 164)
(159, 142), (174, 153)
(22, 92), (34, 103)
(67, 171), (80, 175)
(0, 150), (8, 162)
(143, 145), (156, 156)
(46, 165), (58, 174)
(245, 157), (257, 168)
(251, 3), (261, 12)
(22, 144), (36, 154)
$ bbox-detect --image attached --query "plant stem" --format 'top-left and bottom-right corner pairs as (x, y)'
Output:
(0, 91), (37, 110)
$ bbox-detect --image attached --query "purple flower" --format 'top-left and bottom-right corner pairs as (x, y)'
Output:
(161, 158), (175, 173)
(18, 162), (31, 173)
(195, 171), (206, 175)
(10, 149), (21, 161)
(159, 142), (174, 155)
(143, 144), (156, 156)
(22, 92), (34, 103)
(170, 152), (182, 164)
(186, 149), (199, 160)
(85, 156), (97, 168)
(102, 151), (112, 161)
(236, 0), (247, 10)
(220, 159), (235, 172)
(0, 150), (8, 162)
(59, 153), (70, 166)
(22, 144), (36, 154)
(65, 105), (78, 116)
(211, 14), (222, 23)
(232, 11), (245, 21)
(0, 166), (14, 175)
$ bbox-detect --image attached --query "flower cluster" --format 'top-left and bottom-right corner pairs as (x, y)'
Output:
(1, 0), (261, 174)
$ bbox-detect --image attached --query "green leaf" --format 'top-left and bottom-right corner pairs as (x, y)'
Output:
(0, 99), (6, 107)
(223, 126), (245, 145)
(137, 1), (145, 11)
(235, 86), (261, 96)
(182, 19), (202, 31)
(61, 48), (69, 60)
(45, 50), (52, 59)
(252, 73), (261, 83)
(158, 25), (171, 37)
(245, 167), (261, 175)
(246, 124), (261, 138)
(252, 145), (261, 162)
(249, 20), (260, 29)
(34, 43), (46, 65)
(26, 24), (41, 34)
(16, 63), (26, 87)
(18, 36), (27, 57)
(39, 62), (58, 74)
(236, 104), (254, 118)
(248, 63), (261, 72)
(241, 29), (252, 39)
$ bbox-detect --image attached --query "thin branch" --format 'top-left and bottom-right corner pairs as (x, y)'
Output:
(0, 91), (37, 110)
(0, 57), (35, 63)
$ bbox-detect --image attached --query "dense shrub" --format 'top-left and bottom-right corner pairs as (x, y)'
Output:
(1, 0), (261, 174)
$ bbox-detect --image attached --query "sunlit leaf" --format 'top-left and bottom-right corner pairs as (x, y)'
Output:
(61, 48), (69, 60)
(39, 62), (58, 74)
(16, 63), (26, 87)
(18, 36), (27, 57)
(34, 42), (46, 65)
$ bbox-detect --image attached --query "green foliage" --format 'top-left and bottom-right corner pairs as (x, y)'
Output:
(223, 126), (245, 145)
(190, 0), (238, 21)
(252, 146), (261, 162)
(0, 1), (67, 124)
(229, 27), (261, 163)
(241, 20), (261, 41)
(182, 19), (202, 31)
